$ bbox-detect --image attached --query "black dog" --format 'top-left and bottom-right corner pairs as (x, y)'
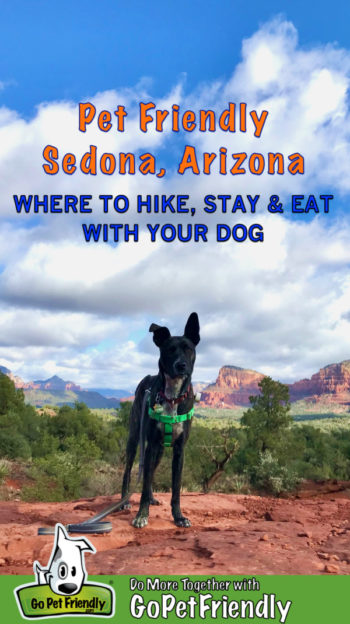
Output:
(121, 312), (200, 528)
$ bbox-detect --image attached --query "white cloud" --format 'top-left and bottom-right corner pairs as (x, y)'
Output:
(1, 17), (350, 388)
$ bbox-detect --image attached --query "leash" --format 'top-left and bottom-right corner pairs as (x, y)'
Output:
(37, 492), (134, 535)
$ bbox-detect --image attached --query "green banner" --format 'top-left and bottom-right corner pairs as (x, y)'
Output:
(3, 574), (349, 623)
(15, 582), (114, 618)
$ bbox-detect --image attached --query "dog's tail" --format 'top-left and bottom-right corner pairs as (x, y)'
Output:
(138, 388), (151, 481)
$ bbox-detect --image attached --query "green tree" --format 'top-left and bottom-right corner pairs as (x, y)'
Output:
(240, 377), (300, 495)
(241, 376), (292, 457)
(117, 401), (132, 430)
(0, 373), (25, 415)
(183, 424), (239, 492)
(0, 373), (40, 459)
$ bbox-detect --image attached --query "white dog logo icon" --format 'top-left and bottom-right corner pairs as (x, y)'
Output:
(34, 523), (95, 596)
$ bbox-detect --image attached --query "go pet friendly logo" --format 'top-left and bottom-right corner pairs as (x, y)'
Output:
(14, 523), (115, 619)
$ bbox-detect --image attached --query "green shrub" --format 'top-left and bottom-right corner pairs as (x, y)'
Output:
(0, 430), (31, 460)
(81, 462), (123, 498)
(250, 451), (301, 496)
(0, 459), (10, 484)
(22, 450), (95, 502)
(22, 473), (64, 502)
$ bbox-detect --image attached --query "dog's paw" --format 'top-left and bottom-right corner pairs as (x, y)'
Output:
(132, 515), (149, 528)
(174, 516), (191, 528)
(150, 497), (160, 506)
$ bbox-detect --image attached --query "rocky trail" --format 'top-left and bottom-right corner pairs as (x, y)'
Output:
(1, 483), (350, 576)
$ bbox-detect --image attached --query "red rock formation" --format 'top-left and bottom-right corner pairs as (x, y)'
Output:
(289, 361), (350, 405)
(3, 371), (82, 393)
(200, 361), (350, 408)
(36, 375), (82, 392)
(11, 375), (27, 388)
(200, 365), (264, 408)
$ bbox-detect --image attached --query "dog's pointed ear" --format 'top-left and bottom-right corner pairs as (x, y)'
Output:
(74, 538), (96, 554)
(184, 312), (200, 345)
(56, 524), (69, 547)
(149, 323), (171, 347)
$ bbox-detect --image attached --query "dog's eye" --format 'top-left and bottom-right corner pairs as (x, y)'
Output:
(71, 566), (76, 577)
(58, 563), (68, 579)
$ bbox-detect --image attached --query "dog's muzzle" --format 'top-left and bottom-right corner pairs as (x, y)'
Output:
(174, 361), (187, 375)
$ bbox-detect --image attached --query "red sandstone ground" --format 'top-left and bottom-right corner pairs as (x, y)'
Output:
(1, 483), (350, 576)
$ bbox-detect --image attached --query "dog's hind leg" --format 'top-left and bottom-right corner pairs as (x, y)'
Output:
(121, 398), (142, 509)
(121, 377), (153, 509)
(171, 437), (191, 527)
(121, 432), (138, 509)
(150, 445), (164, 505)
(150, 493), (160, 505)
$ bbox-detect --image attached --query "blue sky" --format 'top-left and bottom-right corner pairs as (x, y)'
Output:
(1, 2), (350, 389)
(1, 1), (350, 116)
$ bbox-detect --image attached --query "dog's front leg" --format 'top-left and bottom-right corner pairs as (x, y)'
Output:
(132, 442), (162, 528)
(171, 438), (191, 527)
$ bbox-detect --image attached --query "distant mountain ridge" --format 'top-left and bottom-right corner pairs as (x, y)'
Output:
(2, 360), (350, 411)
(88, 387), (133, 400)
(0, 367), (122, 409)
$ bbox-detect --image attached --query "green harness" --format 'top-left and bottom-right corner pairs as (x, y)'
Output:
(148, 402), (194, 447)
